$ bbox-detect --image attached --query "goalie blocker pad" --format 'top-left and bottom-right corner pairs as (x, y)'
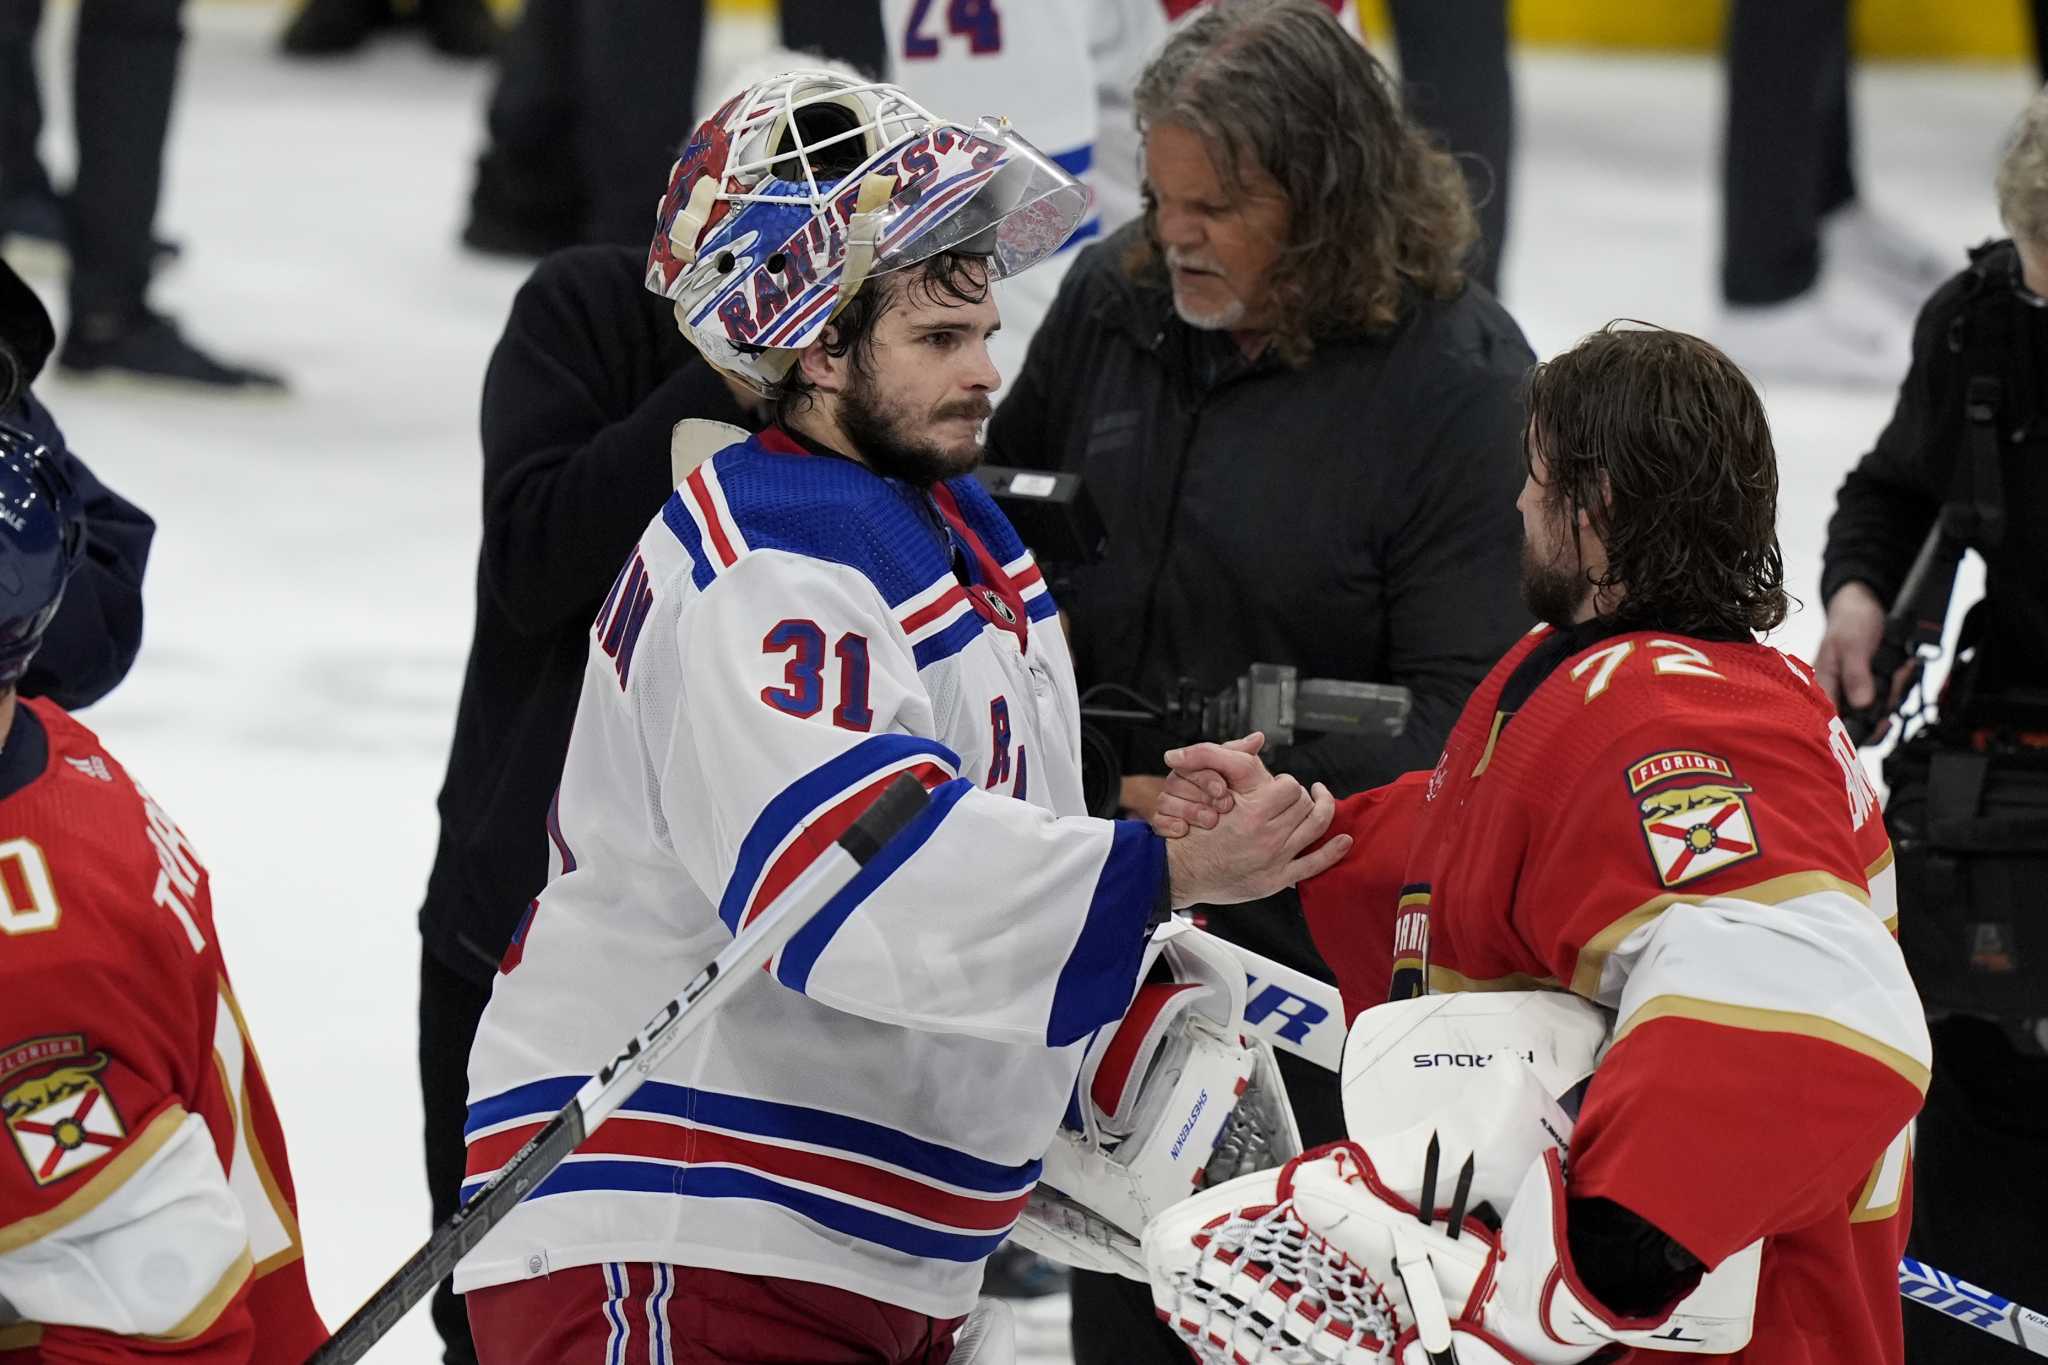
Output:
(1009, 923), (1301, 1280)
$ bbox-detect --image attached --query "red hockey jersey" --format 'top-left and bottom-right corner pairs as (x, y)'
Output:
(0, 699), (326, 1363)
(1300, 623), (1928, 1365)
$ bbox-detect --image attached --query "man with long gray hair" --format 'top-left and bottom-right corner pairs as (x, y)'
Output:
(986, 2), (1533, 1357)
(1816, 83), (2048, 1365)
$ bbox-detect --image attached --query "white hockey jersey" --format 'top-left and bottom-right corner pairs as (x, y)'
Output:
(459, 428), (1164, 1318)
(884, 0), (1108, 383)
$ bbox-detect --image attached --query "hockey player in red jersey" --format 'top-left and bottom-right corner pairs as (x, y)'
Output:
(1143, 324), (1927, 1364)
(0, 430), (327, 1363)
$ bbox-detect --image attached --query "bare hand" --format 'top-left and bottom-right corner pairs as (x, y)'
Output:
(1150, 735), (1267, 838)
(1163, 772), (1351, 907)
(1815, 582), (1918, 740)
(1121, 774), (1169, 822)
(1815, 582), (1886, 713)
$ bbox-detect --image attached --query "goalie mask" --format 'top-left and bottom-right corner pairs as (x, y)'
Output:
(1008, 922), (1301, 1281)
(644, 70), (1092, 394)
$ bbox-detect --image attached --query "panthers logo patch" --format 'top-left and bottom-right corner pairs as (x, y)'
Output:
(1629, 751), (1761, 888)
(1, 1038), (125, 1186)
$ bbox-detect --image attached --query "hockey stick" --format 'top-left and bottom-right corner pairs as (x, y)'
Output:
(307, 774), (933, 1364)
(1901, 1257), (2048, 1357)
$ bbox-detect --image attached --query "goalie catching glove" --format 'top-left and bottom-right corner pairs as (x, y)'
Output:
(1007, 921), (1301, 1280)
(1142, 993), (1761, 1364)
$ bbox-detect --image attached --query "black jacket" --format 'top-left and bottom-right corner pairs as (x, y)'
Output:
(10, 392), (153, 709)
(1821, 239), (2048, 704)
(422, 244), (754, 983)
(987, 225), (1533, 975)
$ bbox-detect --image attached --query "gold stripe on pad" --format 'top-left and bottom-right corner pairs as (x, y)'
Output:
(1427, 965), (1562, 994)
(1571, 870), (1871, 997)
(0, 1106), (187, 1255)
(1614, 994), (1930, 1094)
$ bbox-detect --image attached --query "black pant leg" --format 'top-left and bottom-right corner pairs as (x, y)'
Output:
(577, 0), (704, 247)
(1070, 1268), (1189, 1365)
(67, 0), (183, 324)
(1720, 0), (1850, 305)
(471, 0), (582, 235)
(2035, 0), (2048, 84)
(0, 0), (52, 206)
(780, 0), (888, 78)
(1816, 42), (1856, 220)
(420, 943), (496, 1365)
(1902, 1017), (2048, 1364)
(1387, 0), (1514, 295)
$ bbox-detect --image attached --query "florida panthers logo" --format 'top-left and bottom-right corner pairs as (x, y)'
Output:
(1628, 751), (1761, 888)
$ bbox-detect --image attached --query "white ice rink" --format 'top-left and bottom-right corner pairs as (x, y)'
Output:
(9, 5), (2038, 1360)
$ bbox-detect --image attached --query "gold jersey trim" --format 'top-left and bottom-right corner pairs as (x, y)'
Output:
(0, 1105), (185, 1256)
(1571, 870), (1872, 998)
(1613, 993), (1931, 1095)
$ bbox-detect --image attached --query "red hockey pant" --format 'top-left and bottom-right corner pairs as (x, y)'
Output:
(467, 1263), (966, 1365)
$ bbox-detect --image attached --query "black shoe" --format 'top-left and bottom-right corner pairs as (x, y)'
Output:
(420, 0), (500, 58)
(59, 311), (288, 392)
(280, 0), (399, 56)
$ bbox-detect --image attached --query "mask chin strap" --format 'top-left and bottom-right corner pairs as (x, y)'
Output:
(830, 172), (899, 320)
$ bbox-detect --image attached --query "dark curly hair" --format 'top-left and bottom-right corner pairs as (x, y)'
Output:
(1525, 323), (1790, 640)
(1129, 0), (1478, 365)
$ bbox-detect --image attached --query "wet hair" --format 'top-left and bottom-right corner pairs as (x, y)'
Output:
(771, 251), (990, 427)
(1997, 84), (2048, 248)
(1129, 0), (1478, 364)
(1524, 323), (1790, 639)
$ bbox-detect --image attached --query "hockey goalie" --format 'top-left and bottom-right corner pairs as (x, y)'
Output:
(1135, 325), (1931, 1364)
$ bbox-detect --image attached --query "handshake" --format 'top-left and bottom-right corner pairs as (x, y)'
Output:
(1152, 733), (1351, 909)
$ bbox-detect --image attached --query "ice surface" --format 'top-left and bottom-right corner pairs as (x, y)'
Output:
(8, 7), (2032, 1359)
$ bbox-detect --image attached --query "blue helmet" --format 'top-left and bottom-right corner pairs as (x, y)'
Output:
(0, 424), (84, 689)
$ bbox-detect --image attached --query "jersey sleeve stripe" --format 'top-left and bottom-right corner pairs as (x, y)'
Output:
(742, 759), (953, 932)
(772, 778), (972, 992)
(1046, 819), (1163, 1048)
(150, 1247), (253, 1343)
(0, 1104), (186, 1256)
(686, 465), (741, 570)
(1614, 994), (1931, 1094)
(659, 492), (719, 592)
(464, 1077), (1041, 1194)
(718, 733), (962, 935)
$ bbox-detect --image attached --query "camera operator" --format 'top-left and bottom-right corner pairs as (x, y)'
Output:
(985, 2), (1531, 1357)
(1814, 85), (2048, 1365)
(0, 259), (153, 708)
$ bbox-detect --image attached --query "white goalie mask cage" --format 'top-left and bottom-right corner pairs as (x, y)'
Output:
(644, 70), (1092, 393)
